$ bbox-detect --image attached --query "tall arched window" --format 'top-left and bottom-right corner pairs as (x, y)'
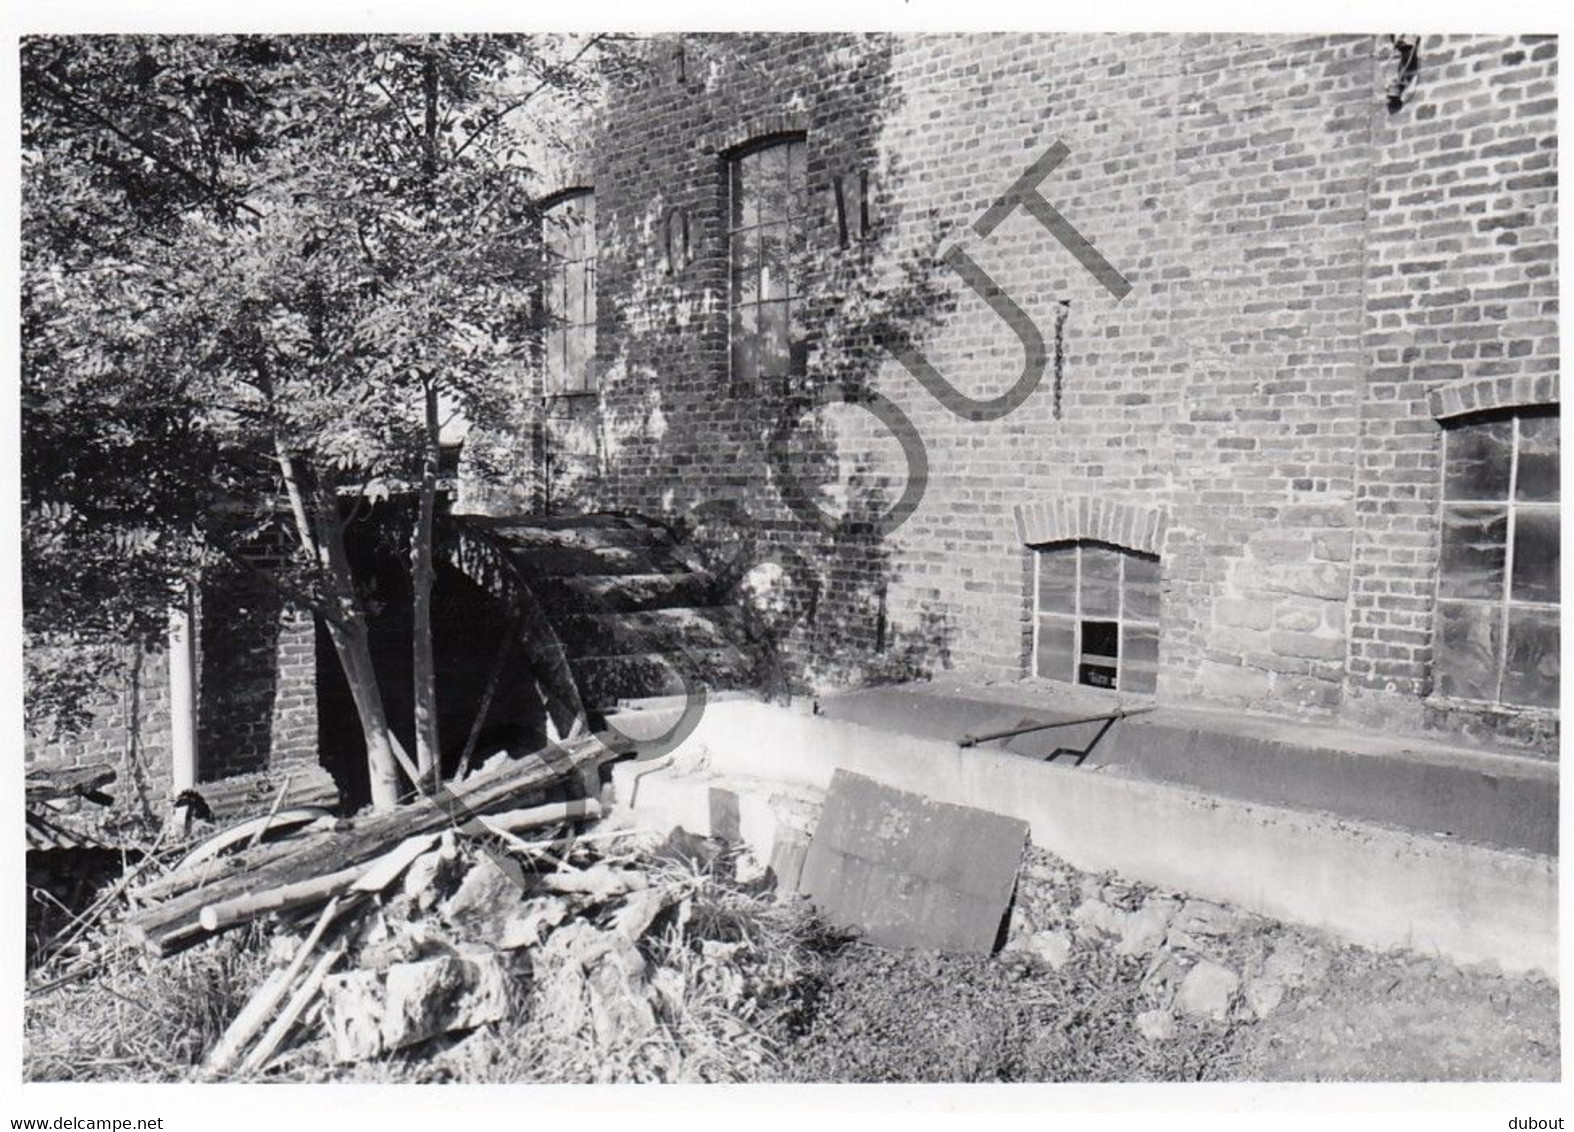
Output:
(1434, 406), (1559, 708)
(542, 190), (596, 395)
(728, 136), (807, 383)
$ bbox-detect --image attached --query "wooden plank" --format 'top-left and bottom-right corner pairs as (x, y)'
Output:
(127, 732), (622, 956)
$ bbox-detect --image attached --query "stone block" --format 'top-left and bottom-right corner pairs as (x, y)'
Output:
(1269, 630), (1346, 662)
(1214, 599), (1274, 631)
(322, 953), (517, 1062)
(1175, 959), (1240, 1022)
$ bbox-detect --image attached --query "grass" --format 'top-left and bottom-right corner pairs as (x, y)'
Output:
(25, 928), (274, 1082)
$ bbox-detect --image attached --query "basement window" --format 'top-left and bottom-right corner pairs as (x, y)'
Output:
(1434, 406), (1559, 709)
(1033, 542), (1160, 694)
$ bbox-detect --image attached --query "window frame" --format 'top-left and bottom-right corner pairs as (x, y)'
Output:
(1030, 540), (1161, 695)
(1432, 405), (1560, 710)
(726, 133), (808, 385)
(539, 188), (598, 397)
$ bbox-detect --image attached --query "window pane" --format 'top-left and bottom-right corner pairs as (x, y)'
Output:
(545, 329), (566, 394)
(564, 321), (587, 392)
(758, 301), (790, 377)
(730, 306), (757, 383)
(1036, 616), (1075, 683)
(1503, 607), (1560, 709)
(732, 153), (757, 229)
(1122, 623), (1159, 695)
(788, 141), (806, 203)
(1444, 419), (1513, 501)
(1516, 414), (1560, 502)
(1511, 508), (1560, 604)
(1438, 505), (1508, 601)
(789, 300), (810, 376)
(576, 325), (596, 392)
(1080, 546), (1121, 617)
(754, 145), (791, 224)
(1435, 600), (1502, 701)
(730, 230), (758, 306)
(758, 223), (790, 302)
(563, 261), (586, 326)
(1124, 553), (1161, 621)
(1036, 547), (1076, 615)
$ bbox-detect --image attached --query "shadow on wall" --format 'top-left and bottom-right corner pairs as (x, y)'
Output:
(532, 33), (960, 693)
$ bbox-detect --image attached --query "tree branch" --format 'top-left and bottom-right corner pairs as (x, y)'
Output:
(26, 66), (265, 221)
(448, 34), (609, 162)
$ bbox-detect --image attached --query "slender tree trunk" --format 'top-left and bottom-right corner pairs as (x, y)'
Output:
(411, 377), (442, 790)
(309, 478), (403, 809)
(407, 38), (445, 791)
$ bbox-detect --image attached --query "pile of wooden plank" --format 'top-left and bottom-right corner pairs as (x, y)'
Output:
(113, 731), (724, 1077)
(126, 734), (624, 957)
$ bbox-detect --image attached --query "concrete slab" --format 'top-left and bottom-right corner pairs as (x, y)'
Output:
(798, 769), (1028, 954)
(817, 682), (1557, 857)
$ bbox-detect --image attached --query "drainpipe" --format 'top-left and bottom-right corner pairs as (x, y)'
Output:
(168, 593), (198, 795)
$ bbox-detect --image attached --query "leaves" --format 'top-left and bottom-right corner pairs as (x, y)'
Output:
(22, 34), (625, 735)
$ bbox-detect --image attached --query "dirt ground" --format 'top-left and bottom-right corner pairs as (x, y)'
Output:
(25, 835), (1560, 1084)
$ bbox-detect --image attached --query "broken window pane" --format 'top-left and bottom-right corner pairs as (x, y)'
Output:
(1434, 600), (1502, 702)
(1080, 545), (1121, 618)
(1036, 616), (1076, 683)
(1511, 507), (1560, 604)
(1503, 606), (1560, 709)
(1438, 505), (1508, 601)
(1444, 417), (1513, 502)
(1036, 547), (1077, 615)
(1516, 413), (1560, 503)
(1081, 619), (1118, 659)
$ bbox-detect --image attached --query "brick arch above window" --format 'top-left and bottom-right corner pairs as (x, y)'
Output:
(1014, 497), (1168, 557)
(708, 113), (811, 157)
(1429, 373), (1559, 423)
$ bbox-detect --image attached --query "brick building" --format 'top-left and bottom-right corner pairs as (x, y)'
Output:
(28, 31), (1560, 804)
(462, 31), (1559, 756)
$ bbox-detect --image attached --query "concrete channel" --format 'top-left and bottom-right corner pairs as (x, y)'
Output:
(606, 691), (1558, 978)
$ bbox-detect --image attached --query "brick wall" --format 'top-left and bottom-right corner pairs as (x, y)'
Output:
(1347, 34), (1559, 747)
(24, 643), (173, 821)
(463, 32), (1558, 754)
(26, 554), (320, 798)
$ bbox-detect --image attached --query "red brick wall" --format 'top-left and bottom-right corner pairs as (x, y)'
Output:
(465, 32), (1558, 754)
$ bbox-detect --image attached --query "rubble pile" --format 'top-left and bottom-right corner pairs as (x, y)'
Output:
(1004, 845), (1336, 1040)
(99, 746), (819, 1081)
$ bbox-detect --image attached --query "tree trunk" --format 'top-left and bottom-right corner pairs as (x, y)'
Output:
(411, 378), (442, 791)
(309, 480), (403, 810)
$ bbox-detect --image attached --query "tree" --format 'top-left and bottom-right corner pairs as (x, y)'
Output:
(21, 34), (621, 807)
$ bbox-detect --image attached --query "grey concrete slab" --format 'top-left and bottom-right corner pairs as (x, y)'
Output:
(798, 769), (1029, 953)
(817, 684), (1557, 857)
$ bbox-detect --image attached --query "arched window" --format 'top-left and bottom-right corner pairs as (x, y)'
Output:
(542, 190), (596, 395)
(728, 136), (806, 382)
(1033, 541), (1160, 694)
(1434, 406), (1559, 708)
